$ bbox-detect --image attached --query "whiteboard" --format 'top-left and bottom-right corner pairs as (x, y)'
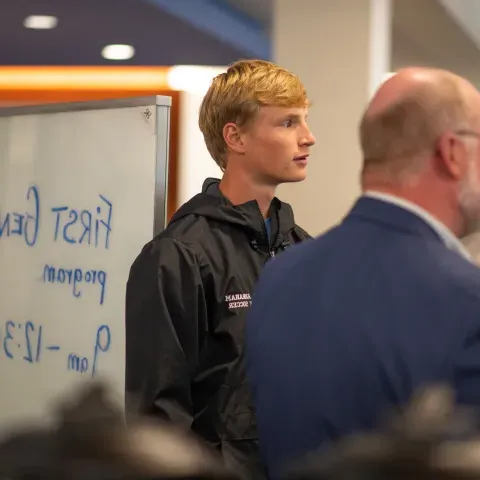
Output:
(0, 96), (171, 431)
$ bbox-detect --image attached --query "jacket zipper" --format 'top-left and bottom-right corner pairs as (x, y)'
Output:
(253, 203), (277, 258)
(253, 203), (291, 259)
(269, 209), (285, 258)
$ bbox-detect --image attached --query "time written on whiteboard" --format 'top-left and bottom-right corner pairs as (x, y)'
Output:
(0, 184), (113, 305)
(0, 319), (111, 378)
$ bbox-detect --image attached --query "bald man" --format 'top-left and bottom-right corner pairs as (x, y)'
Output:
(245, 67), (480, 479)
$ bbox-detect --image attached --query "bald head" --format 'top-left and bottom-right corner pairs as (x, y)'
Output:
(360, 67), (480, 177)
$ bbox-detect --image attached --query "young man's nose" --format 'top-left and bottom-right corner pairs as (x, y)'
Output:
(300, 128), (316, 147)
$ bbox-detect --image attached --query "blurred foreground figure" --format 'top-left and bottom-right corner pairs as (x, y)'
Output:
(0, 383), (238, 480)
(247, 66), (480, 478)
(284, 385), (480, 480)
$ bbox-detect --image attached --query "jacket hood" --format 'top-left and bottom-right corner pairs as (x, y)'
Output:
(168, 178), (296, 239)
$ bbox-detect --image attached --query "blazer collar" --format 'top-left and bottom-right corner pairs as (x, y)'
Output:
(345, 195), (471, 260)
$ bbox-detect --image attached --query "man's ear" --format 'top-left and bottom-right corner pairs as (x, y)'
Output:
(223, 122), (247, 155)
(436, 132), (467, 180)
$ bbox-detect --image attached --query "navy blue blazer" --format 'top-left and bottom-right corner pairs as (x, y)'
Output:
(246, 197), (480, 479)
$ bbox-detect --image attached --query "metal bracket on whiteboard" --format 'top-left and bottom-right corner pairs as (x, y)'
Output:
(154, 102), (170, 236)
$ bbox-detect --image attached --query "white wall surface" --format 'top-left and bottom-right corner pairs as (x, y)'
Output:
(392, 0), (480, 87)
(177, 91), (223, 207)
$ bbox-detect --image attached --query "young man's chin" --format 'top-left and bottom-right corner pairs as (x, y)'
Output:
(280, 172), (308, 184)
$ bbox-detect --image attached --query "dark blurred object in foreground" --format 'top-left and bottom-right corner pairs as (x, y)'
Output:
(0, 382), (238, 480)
(283, 384), (480, 480)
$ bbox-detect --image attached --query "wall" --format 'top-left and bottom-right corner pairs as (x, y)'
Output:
(177, 91), (222, 208)
(392, 0), (480, 86)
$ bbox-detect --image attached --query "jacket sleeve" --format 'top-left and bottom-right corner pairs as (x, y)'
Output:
(125, 237), (208, 427)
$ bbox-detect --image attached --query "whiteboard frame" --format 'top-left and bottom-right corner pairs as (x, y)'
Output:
(0, 95), (172, 235)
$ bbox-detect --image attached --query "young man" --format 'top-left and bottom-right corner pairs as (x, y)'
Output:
(125, 59), (315, 479)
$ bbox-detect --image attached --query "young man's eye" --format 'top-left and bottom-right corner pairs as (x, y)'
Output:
(282, 119), (293, 128)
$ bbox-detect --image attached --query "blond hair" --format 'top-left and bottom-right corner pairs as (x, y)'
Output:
(359, 73), (475, 177)
(198, 59), (309, 170)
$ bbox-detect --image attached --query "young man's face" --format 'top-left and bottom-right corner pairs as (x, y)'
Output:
(242, 105), (315, 185)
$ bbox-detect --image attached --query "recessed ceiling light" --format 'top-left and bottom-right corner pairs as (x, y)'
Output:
(23, 15), (58, 29)
(101, 44), (135, 61)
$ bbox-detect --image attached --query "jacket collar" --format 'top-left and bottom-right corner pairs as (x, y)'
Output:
(345, 195), (471, 260)
(201, 178), (296, 237)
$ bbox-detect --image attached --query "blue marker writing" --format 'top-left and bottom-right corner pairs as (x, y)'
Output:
(50, 194), (112, 249)
(92, 325), (111, 377)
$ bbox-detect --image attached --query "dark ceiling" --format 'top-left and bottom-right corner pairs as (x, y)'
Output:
(1, 0), (251, 65)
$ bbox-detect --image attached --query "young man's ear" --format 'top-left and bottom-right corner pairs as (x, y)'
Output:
(223, 123), (247, 155)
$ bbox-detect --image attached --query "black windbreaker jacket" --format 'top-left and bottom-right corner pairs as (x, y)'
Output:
(125, 178), (310, 479)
